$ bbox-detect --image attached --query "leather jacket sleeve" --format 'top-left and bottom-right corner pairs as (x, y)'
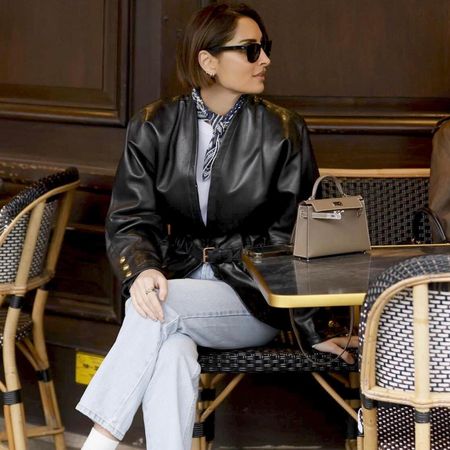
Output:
(105, 108), (169, 290)
(264, 115), (327, 342)
(266, 115), (318, 245)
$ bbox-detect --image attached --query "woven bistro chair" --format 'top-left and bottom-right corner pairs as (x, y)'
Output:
(320, 169), (432, 245)
(194, 168), (432, 449)
(0, 168), (79, 450)
(358, 254), (450, 450)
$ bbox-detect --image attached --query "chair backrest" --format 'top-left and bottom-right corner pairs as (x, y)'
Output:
(358, 254), (450, 449)
(429, 119), (450, 239)
(319, 168), (431, 245)
(0, 168), (80, 294)
(359, 254), (450, 404)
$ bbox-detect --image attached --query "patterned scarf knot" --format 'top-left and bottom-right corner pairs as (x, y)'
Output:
(192, 88), (245, 181)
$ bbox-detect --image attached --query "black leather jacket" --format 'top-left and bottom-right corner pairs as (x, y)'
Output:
(106, 94), (319, 329)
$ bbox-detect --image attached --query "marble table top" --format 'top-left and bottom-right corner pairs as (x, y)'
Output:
(242, 244), (450, 308)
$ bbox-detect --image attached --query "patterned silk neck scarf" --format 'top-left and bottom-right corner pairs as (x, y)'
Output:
(192, 88), (246, 181)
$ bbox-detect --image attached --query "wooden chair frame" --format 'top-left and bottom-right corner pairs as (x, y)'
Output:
(360, 271), (450, 450)
(0, 172), (79, 450)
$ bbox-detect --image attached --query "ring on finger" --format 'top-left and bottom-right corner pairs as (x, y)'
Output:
(145, 288), (157, 295)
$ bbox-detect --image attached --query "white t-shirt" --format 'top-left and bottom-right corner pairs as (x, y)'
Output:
(196, 119), (214, 225)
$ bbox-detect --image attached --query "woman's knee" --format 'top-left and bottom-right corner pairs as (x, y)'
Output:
(157, 333), (199, 374)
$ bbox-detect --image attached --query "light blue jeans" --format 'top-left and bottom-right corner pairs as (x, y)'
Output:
(76, 264), (278, 450)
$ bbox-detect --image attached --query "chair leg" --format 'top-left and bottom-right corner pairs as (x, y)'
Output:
(32, 288), (66, 449)
(361, 405), (377, 450)
(345, 372), (361, 449)
(33, 377), (65, 449)
(6, 396), (27, 450)
(17, 340), (63, 435)
(41, 380), (65, 450)
(3, 297), (28, 450)
(192, 374), (213, 450)
(415, 413), (430, 450)
(12, 289), (65, 449)
(192, 373), (246, 450)
(3, 404), (16, 450)
(357, 435), (364, 450)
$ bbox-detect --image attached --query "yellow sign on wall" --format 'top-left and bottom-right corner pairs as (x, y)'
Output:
(75, 351), (105, 385)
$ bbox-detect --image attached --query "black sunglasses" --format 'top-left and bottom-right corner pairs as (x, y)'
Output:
(207, 41), (272, 63)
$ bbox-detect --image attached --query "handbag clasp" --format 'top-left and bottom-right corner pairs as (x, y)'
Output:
(311, 210), (343, 220)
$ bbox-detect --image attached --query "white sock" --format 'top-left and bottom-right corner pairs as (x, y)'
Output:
(81, 427), (120, 450)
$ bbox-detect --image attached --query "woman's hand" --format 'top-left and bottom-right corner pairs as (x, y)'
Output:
(129, 269), (168, 321)
(312, 335), (359, 365)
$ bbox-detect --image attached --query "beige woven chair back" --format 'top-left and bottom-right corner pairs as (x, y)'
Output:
(359, 254), (450, 450)
(0, 167), (80, 294)
(0, 201), (57, 283)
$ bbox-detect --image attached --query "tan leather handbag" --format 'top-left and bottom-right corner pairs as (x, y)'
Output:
(293, 175), (371, 259)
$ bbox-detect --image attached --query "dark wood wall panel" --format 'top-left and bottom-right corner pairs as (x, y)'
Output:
(1, 1), (103, 88)
(0, 0), (129, 125)
(0, 119), (124, 178)
(311, 134), (432, 169)
(0, 0), (167, 323)
(246, 0), (450, 132)
(131, 0), (163, 112)
(47, 228), (123, 322)
(160, 0), (202, 98)
(257, 0), (450, 98)
(0, 0), (448, 322)
(162, 0), (450, 132)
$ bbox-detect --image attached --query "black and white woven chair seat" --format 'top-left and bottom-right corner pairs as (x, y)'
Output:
(0, 310), (33, 346)
(375, 404), (450, 450)
(198, 343), (358, 373)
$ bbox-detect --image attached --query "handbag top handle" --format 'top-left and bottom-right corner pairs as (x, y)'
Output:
(309, 175), (347, 200)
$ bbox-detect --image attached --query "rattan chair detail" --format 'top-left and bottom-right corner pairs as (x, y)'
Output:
(359, 254), (450, 450)
(0, 168), (79, 450)
(320, 174), (431, 245)
(193, 168), (431, 449)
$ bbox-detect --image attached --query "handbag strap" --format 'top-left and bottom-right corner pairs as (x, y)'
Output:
(291, 175), (349, 244)
(289, 307), (355, 366)
(309, 175), (347, 200)
(412, 206), (448, 243)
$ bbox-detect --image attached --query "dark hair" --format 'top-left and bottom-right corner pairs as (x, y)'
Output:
(176, 3), (269, 90)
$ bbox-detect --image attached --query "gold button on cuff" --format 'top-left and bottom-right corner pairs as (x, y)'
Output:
(120, 256), (126, 264)
(122, 264), (130, 271)
(125, 271), (132, 278)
